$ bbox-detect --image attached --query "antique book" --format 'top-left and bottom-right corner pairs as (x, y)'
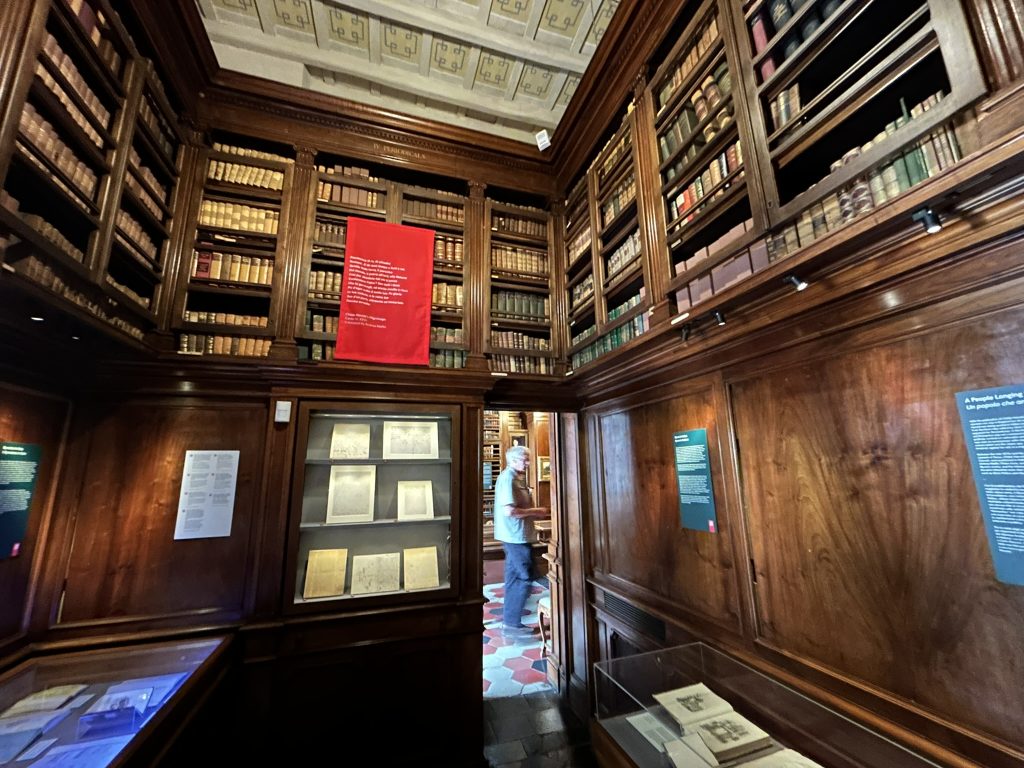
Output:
(325, 465), (376, 524)
(665, 734), (719, 767)
(403, 546), (440, 590)
(396, 480), (434, 520)
(625, 711), (678, 753)
(654, 682), (733, 729)
(303, 548), (349, 599)
(1, 684), (86, 717)
(692, 711), (772, 762)
(328, 422), (371, 459)
(350, 552), (401, 595)
(743, 748), (825, 767)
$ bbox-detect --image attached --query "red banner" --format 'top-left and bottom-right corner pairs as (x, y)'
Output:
(335, 217), (435, 365)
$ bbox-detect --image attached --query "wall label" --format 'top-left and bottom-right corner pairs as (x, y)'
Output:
(673, 429), (717, 533)
(0, 442), (41, 559)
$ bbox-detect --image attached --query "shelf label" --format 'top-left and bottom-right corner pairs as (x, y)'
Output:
(0, 442), (41, 559)
(956, 384), (1024, 585)
(335, 217), (434, 366)
(673, 429), (718, 533)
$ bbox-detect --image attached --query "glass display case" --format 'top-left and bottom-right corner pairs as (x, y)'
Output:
(289, 404), (457, 606)
(0, 636), (227, 767)
(593, 643), (942, 768)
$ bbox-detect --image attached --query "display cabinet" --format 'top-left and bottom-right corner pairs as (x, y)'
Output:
(592, 643), (945, 768)
(0, 636), (228, 767)
(287, 403), (459, 608)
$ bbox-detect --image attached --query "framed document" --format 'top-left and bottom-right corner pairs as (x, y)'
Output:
(382, 420), (439, 460)
(303, 548), (348, 599)
(350, 552), (401, 595)
(329, 423), (370, 459)
(326, 465), (376, 524)
(537, 455), (551, 481)
(403, 546), (439, 590)
(396, 480), (434, 520)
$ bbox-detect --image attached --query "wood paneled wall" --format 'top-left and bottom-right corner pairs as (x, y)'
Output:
(0, 383), (69, 650)
(36, 397), (268, 634)
(581, 233), (1024, 765)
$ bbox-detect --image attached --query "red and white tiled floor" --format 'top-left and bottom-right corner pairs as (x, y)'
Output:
(482, 579), (551, 698)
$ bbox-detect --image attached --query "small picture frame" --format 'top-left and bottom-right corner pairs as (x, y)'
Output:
(382, 421), (439, 460)
(537, 455), (551, 482)
(508, 430), (528, 449)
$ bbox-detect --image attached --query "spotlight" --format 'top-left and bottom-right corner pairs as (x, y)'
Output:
(681, 323), (692, 342)
(713, 310), (726, 326)
(911, 207), (941, 234)
(785, 275), (808, 291)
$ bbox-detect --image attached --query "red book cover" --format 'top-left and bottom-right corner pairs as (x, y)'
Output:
(335, 217), (435, 365)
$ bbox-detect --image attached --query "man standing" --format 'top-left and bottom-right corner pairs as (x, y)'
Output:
(493, 445), (549, 637)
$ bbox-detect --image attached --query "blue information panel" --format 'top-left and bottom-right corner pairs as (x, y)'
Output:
(0, 442), (41, 559)
(956, 384), (1024, 586)
(673, 429), (718, 533)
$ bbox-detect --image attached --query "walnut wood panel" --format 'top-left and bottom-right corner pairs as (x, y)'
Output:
(56, 398), (267, 626)
(731, 305), (1024, 750)
(590, 382), (742, 634)
(0, 383), (69, 647)
(964, 0), (1024, 89)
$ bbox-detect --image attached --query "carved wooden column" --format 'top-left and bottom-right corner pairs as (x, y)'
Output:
(962, 0), (1024, 146)
(464, 180), (489, 371)
(547, 199), (569, 376)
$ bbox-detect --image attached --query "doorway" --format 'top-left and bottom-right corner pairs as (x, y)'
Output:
(482, 410), (563, 697)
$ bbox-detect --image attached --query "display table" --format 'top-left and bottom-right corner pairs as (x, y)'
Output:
(592, 643), (943, 768)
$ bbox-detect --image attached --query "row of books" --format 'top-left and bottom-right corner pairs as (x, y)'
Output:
(18, 105), (98, 201)
(570, 312), (649, 369)
(179, 334), (271, 357)
(596, 128), (631, 182)
(659, 86), (733, 165)
(769, 82), (801, 133)
(657, 11), (719, 111)
(571, 323), (597, 348)
(491, 244), (548, 275)
(675, 237), (769, 313)
(309, 269), (342, 297)
(489, 355), (552, 375)
(749, 0), (843, 83)
(115, 210), (158, 261)
(403, 198), (463, 223)
(601, 174), (636, 228)
(123, 171), (164, 223)
(608, 288), (645, 321)
(431, 350), (467, 369)
(314, 220), (346, 248)
(191, 251), (274, 285)
(605, 230), (641, 281)
(490, 331), (551, 351)
(319, 163), (373, 178)
(492, 209), (546, 239)
(667, 141), (743, 225)
(138, 96), (175, 160)
(299, 341), (334, 361)
(105, 274), (150, 309)
(198, 200), (280, 234)
(129, 148), (169, 203)
(768, 94), (960, 261)
(17, 254), (145, 339)
(62, 0), (123, 80)
(183, 310), (268, 328)
(214, 142), (292, 164)
(306, 312), (339, 335)
(674, 217), (756, 276)
(34, 62), (103, 149)
(434, 235), (463, 263)
(490, 291), (550, 322)
(430, 326), (464, 344)
(432, 282), (463, 307)
(567, 225), (592, 265)
(41, 32), (111, 129)
(317, 181), (382, 209)
(570, 273), (594, 309)
(207, 159), (285, 192)
(6, 195), (85, 262)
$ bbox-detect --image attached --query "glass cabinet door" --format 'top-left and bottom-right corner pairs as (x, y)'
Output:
(292, 407), (455, 605)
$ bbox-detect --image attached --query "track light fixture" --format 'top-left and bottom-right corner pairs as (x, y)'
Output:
(713, 310), (726, 326)
(681, 323), (692, 342)
(911, 206), (942, 234)
(785, 274), (808, 291)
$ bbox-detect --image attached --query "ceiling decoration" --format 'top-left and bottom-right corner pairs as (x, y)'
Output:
(195, 0), (622, 145)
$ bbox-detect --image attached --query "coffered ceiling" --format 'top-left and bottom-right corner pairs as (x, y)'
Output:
(194, 0), (623, 146)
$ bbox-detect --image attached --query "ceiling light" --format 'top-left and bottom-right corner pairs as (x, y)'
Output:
(71, 335), (80, 341)
(911, 207), (941, 234)
(785, 275), (808, 291)
(670, 311), (691, 325)
(30, 316), (44, 322)
(713, 311), (726, 326)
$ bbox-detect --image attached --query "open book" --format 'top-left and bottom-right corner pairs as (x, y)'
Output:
(653, 683), (772, 763)
(653, 683), (734, 729)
